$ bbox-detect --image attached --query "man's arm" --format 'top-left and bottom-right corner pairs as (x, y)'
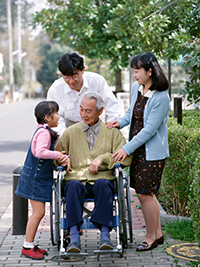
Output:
(90, 128), (132, 173)
(47, 84), (67, 136)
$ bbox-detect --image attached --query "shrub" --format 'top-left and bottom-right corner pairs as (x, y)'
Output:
(188, 155), (200, 245)
(158, 121), (200, 216)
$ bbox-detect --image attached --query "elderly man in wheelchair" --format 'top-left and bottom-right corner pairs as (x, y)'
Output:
(54, 91), (132, 254)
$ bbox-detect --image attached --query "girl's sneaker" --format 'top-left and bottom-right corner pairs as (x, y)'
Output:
(21, 246), (44, 260)
(34, 245), (48, 255)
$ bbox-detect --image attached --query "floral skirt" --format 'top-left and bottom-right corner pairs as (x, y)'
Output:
(130, 144), (165, 195)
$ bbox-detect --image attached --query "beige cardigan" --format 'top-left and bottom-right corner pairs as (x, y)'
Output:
(55, 121), (132, 184)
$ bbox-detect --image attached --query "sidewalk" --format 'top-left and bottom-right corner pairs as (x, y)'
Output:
(0, 189), (190, 267)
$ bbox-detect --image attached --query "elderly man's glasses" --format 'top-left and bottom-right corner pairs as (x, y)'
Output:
(62, 71), (81, 82)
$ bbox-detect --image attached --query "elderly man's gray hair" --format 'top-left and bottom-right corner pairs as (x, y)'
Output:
(82, 91), (104, 111)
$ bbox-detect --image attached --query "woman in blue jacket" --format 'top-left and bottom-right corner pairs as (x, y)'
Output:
(107, 52), (170, 252)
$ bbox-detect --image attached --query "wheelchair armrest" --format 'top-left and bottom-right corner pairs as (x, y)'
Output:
(114, 163), (121, 168)
(57, 165), (68, 171)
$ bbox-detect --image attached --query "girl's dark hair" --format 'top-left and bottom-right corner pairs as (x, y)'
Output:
(58, 52), (84, 76)
(131, 52), (169, 91)
(34, 101), (59, 143)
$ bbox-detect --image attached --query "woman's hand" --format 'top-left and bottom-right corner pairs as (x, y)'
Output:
(112, 148), (127, 162)
(106, 120), (120, 129)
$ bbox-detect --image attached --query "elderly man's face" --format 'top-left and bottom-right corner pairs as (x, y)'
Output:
(80, 97), (103, 126)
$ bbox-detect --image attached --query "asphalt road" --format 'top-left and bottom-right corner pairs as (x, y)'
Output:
(0, 98), (43, 219)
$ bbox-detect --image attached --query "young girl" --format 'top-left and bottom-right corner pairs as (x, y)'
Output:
(107, 52), (170, 252)
(15, 100), (70, 260)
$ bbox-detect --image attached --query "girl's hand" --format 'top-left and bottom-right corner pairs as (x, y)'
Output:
(58, 152), (71, 172)
(112, 148), (127, 162)
(106, 120), (120, 129)
(64, 156), (71, 172)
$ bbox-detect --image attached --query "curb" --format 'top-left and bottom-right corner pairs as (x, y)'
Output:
(159, 202), (191, 225)
(0, 201), (12, 246)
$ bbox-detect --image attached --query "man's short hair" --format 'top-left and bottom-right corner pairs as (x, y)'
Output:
(82, 92), (104, 111)
(58, 52), (84, 76)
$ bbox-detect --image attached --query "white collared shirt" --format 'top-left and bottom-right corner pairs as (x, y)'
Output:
(83, 120), (101, 151)
(138, 85), (155, 98)
(47, 71), (120, 136)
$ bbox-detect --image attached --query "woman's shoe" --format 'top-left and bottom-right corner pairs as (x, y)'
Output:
(136, 240), (158, 252)
(157, 235), (164, 245)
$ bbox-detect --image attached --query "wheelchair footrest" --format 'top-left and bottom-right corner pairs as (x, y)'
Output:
(60, 251), (88, 257)
(94, 247), (123, 255)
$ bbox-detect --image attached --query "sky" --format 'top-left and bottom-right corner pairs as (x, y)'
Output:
(28, 0), (47, 12)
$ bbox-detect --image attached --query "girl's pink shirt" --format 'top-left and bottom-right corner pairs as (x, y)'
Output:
(31, 124), (61, 159)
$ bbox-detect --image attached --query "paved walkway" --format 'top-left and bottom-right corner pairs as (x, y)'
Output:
(0, 189), (191, 266)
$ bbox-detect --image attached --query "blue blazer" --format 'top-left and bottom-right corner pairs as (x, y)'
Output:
(118, 82), (170, 161)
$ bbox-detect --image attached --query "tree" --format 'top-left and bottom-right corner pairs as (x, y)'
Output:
(32, 0), (200, 92)
(13, 60), (25, 89)
(36, 43), (73, 96)
(182, 38), (200, 105)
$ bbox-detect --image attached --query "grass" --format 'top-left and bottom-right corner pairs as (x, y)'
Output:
(162, 218), (196, 243)
(162, 219), (200, 267)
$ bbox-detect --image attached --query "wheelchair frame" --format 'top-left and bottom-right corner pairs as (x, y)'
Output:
(50, 163), (133, 258)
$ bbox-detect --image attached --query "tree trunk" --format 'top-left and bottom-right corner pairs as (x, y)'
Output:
(115, 69), (122, 93)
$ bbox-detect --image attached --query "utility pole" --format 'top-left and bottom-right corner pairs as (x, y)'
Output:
(168, 58), (171, 99)
(17, 0), (22, 63)
(7, 0), (14, 101)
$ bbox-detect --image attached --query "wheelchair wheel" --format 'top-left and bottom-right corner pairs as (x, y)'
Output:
(118, 172), (128, 248)
(125, 179), (133, 243)
(50, 179), (60, 247)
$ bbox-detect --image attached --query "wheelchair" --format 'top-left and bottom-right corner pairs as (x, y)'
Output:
(50, 163), (133, 258)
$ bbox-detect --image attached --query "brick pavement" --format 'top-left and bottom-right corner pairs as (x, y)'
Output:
(0, 189), (191, 267)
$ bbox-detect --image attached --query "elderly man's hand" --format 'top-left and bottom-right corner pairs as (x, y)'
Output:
(88, 157), (101, 174)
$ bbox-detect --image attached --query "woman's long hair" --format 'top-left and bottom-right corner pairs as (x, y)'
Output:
(131, 52), (169, 91)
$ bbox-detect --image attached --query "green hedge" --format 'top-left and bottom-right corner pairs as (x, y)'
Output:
(188, 155), (200, 245)
(158, 110), (200, 244)
(158, 124), (200, 216)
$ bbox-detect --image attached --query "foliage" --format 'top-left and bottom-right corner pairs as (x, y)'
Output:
(158, 111), (200, 216)
(163, 219), (196, 242)
(188, 155), (200, 245)
(36, 43), (73, 96)
(85, 57), (116, 86)
(181, 38), (200, 105)
(31, 0), (200, 94)
(186, 260), (200, 267)
(32, 0), (199, 67)
(13, 61), (25, 88)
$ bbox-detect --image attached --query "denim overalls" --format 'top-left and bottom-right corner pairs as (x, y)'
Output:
(15, 127), (54, 202)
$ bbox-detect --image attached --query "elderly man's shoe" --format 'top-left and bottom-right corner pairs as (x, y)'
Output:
(66, 242), (81, 253)
(99, 239), (114, 250)
(136, 240), (158, 252)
